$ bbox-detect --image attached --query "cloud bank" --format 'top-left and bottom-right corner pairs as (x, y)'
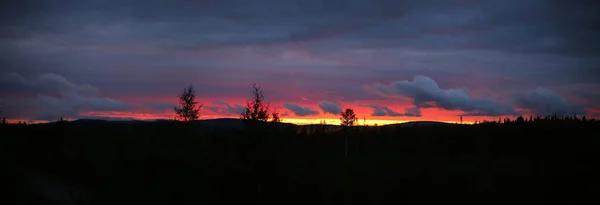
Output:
(318, 100), (342, 115)
(1, 73), (130, 121)
(371, 75), (516, 116)
(516, 88), (586, 116)
(365, 104), (422, 117)
(283, 103), (319, 116)
(206, 100), (245, 115)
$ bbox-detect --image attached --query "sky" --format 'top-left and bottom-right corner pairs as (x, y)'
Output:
(1, 0), (599, 124)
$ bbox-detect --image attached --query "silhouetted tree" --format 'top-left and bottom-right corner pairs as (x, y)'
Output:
(320, 119), (327, 125)
(174, 84), (201, 122)
(271, 109), (281, 123)
(340, 108), (357, 161)
(0, 109), (5, 124)
(242, 82), (279, 122)
(239, 82), (281, 196)
(340, 108), (357, 126)
(516, 116), (524, 123)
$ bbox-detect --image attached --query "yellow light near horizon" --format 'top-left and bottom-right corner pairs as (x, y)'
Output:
(5, 115), (476, 126)
(281, 118), (477, 125)
(282, 118), (408, 125)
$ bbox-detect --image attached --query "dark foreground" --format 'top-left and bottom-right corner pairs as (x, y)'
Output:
(2, 118), (599, 204)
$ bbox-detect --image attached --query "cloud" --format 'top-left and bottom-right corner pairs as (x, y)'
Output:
(36, 73), (98, 95)
(300, 96), (311, 101)
(403, 106), (422, 117)
(74, 115), (139, 121)
(367, 104), (403, 116)
(35, 95), (130, 121)
(206, 100), (245, 115)
(145, 101), (175, 111)
(365, 104), (422, 117)
(2, 72), (130, 121)
(516, 88), (586, 116)
(1, 0), (599, 121)
(318, 100), (342, 115)
(371, 75), (516, 116)
(283, 103), (319, 116)
(0, 72), (29, 85)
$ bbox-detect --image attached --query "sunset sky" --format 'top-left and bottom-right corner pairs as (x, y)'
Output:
(1, 0), (599, 124)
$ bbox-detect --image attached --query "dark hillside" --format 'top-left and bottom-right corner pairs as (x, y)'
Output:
(1, 118), (599, 204)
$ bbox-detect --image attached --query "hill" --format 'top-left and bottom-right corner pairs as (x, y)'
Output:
(2, 118), (599, 204)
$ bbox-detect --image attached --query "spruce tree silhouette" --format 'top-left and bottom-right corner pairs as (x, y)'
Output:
(239, 82), (280, 200)
(516, 115), (524, 123)
(241, 82), (275, 122)
(174, 84), (201, 122)
(340, 108), (357, 126)
(340, 108), (357, 161)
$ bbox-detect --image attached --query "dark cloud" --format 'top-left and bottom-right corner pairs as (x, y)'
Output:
(371, 76), (516, 116)
(206, 100), (245, 115)
(1, 72), (130, 120)
(403, 106), (422, 117)
(1, 72), (29, 85)
(318, 100), (342, 115)
(283, 103), (319, 116)
(516, 88), (586, 116)
(367, 104), (402, 117)
(75, 115), (140, 121)
(1, 0), (599, 120)
(35, 95), (129, 121)
(365, 104), (422, 117)
(145, 101), (175, 111)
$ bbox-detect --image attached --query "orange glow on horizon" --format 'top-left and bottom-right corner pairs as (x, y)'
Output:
(4, 109), (488, 125)
(7, 99), (597, 125)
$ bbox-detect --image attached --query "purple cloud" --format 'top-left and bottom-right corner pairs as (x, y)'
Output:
(371, 75), (516, 116)
(283, 103), (319, 116)
(516, 88), (586, 116)
(318, 100), (342, 115)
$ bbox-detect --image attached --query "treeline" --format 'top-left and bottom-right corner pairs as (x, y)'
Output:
(476, 114), (594, 124)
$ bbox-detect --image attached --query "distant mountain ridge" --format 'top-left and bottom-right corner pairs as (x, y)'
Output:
(65, 118), (458, 128)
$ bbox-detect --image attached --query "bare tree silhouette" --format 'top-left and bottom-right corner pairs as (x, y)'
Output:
(174, 84), (201, 122)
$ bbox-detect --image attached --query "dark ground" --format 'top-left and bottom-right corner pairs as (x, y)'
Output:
(1, 117), (599, 204)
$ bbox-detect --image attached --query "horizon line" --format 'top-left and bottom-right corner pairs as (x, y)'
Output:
(6, 117), (474, 126)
